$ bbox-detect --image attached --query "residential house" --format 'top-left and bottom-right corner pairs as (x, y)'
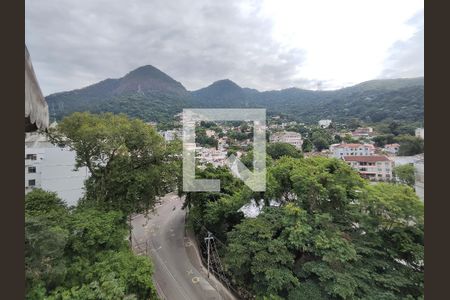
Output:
(270, 131), (303, 150)
(351, 127), (373, 138)
(329, 143), (375, 159)
(343, 155), (394, 181)
(318, 119), (332, 128)
(383, 143), (400, 155)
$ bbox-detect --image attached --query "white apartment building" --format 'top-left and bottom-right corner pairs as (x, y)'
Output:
(330, 143), (375, 159)
(160, 130), (180, 141)
(270, 131), (303, 150)
(318, 119), (332, 128)
(25, 132), (90, 206)
(343, 155), (394, 181)
(415, 128), (424, 139)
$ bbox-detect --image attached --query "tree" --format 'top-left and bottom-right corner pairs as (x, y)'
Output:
(220, 157), (423, 299)
(312, 137), (329, 151)
(48, 112), (174, 217)
(267, 142), (302, 160)
(372, 134), (395, 147)
(25, 189), (158, 300)
(301, 139), (313, 152)
(342, 133), (358, 144)
(396, 135), (424, 156)
(310, 128), (333, 151)
(394, 164), (416, 186)
(25, 190), (70, 297)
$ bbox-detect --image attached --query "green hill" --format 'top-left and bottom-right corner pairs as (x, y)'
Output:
(46, 65), (424, 124)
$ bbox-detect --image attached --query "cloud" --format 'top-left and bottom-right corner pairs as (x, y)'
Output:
(26, 1), (424, 95)
(380, 10), (424, 79)
(26, 0), (309, 95)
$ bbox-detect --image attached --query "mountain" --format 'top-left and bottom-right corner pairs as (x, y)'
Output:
(46, 65), (188, 122)
(46, 65), (424, 124)
(188, 77), (424, 123)
(190, 79), (258, 108)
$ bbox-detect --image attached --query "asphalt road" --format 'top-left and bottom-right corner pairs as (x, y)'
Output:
(132, 193), (236, 300)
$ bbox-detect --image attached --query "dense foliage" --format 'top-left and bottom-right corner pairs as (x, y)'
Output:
(186, 156), (424, 299)
(394, 163), (416, 187)
(27, 112), (184, 299)
(25, 189), (158, 300)
(46, 64), (423, 125)
(266, 143), (302, 160)
(48, 112), (179, 217)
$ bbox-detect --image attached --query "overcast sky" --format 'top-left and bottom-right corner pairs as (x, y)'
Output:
(25, 0), (424, 95)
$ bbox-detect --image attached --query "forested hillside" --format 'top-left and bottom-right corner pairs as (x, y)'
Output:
(46, 65), (423, 124)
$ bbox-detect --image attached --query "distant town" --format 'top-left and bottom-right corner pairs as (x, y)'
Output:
(25, 112), (424, 204)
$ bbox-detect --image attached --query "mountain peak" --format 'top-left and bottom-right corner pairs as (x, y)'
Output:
(116, 65), (187, 96)
(124, 65), (172, 81)
(209, 79), (241, 89)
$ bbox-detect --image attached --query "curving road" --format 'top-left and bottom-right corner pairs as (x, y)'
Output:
(132, 193), (236, 300)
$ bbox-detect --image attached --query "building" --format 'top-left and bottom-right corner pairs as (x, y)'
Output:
(351, 127), (373, 138)
(270, 131), (303, 150)
(414, 158), (424, 201)
(415, 128), (424, 139)
(160, 130), (180, 141)
(25, 131), (90, 206)
(383, 143), (400, 155)
(318, 119), (332, 128)
(392, 154), (424, 201)
(205, 129), (216, 138)
(330, 143), (375, 158)
(25, 45), (49, 132)
(343, 155), (394, 181)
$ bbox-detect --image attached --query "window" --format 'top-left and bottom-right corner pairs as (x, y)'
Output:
(26, 154), (37, 160)
(28, 166), (36, 173)
(28, 179), (36, 187)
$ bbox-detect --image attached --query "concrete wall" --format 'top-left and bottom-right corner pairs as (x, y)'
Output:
(25, 143), (90, 206)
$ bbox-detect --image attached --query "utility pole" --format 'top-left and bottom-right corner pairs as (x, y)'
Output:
(204, 231), (213, 278)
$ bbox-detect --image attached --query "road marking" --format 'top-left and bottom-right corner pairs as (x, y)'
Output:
(192, 277), (200, 284)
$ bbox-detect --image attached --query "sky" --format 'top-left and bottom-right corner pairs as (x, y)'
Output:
(25, 0), (424, 95)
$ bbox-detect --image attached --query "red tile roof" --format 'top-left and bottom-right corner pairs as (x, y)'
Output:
(343, 155), (391, 162)
(334, 143), (375, 149)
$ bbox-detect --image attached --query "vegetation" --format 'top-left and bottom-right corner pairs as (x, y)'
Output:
(46, 64), (423, 125)
(187, 156), (424, 299)
(27, 112), (183, 299)
(310, 128), (334, 151)
(266, 143), (302, 160)
(301, 139), (313, 152)
(396, 135), (424, 156)
(25, 189), (158, 300)
(48, 112), (179, 217)
(394, 163), (416, 187)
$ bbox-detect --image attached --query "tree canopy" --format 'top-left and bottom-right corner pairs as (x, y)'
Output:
(186, 156), (424, 299)
(48, 112), (178, 216)
(25, 189), (158, 300)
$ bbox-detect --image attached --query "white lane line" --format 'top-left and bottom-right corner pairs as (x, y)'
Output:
(149, 233), (189, 300)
